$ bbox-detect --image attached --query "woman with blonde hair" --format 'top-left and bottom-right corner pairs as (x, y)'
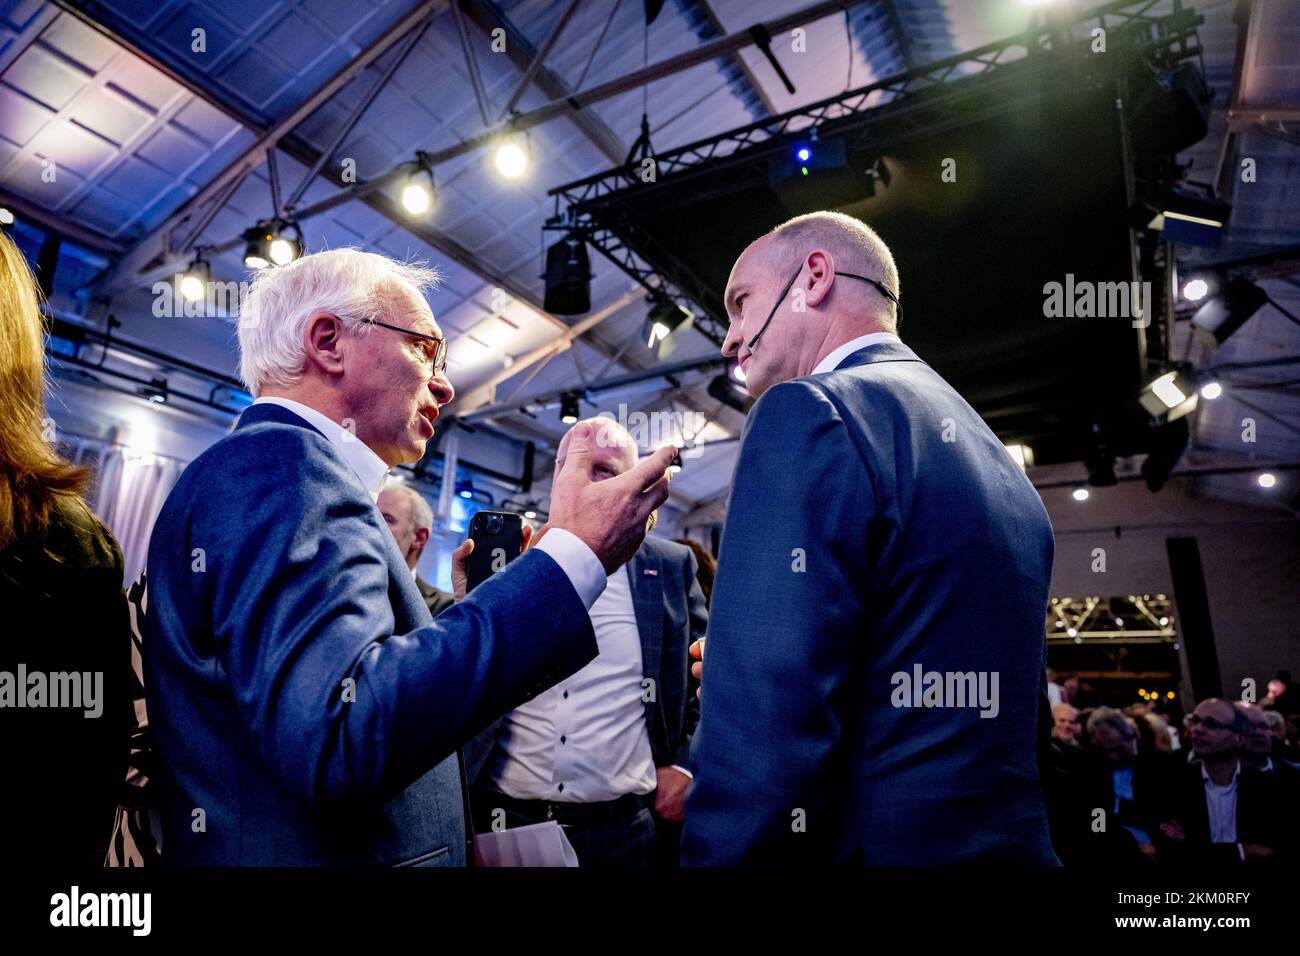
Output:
(0, 229), (132, 865)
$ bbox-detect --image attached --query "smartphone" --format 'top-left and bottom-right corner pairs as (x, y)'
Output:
(466, 511), (525, 592)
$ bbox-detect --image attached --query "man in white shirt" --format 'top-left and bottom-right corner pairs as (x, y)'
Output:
(463, 418), (708, 867)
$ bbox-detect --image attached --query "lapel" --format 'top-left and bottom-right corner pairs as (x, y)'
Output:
(629, 542), (664, 690)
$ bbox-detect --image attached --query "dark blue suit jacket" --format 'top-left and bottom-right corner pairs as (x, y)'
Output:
(465, 534), (707, 786)
(682, 340), (1057, 865)
(144, 403), (597, 865)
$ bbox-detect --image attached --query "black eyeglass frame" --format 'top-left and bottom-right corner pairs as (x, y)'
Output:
(364, 317), (448, 374)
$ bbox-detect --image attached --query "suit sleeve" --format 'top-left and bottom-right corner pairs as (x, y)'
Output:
(682, 380), (870, 864)
(673, 549), (707, 770)
(195, 428), (597, 811)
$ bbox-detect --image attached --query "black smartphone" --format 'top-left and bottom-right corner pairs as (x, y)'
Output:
(466, 511), (525, 592)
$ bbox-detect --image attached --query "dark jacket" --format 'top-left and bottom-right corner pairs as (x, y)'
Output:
(683, 339), (1057, 865)
(416, 576), (456, 618)
(0, 493), (133, 866)
(1155, 759), (1294, 865)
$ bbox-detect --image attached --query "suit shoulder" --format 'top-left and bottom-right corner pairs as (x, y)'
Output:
(644, 535), (691, 565)
(185, 419), (340, 486)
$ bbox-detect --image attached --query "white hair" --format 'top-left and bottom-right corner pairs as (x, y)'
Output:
(237, 248), (441, 396)
(384, 479), (433, 534)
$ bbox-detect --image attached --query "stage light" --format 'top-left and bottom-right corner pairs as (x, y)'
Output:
(668, 449), (683, 475)
(1167, 691), (1175, 700)
(1004, 444), (1033, 469)
(644, 297), (693, 350)
(1139, 370), (1198, 422)
(494, 139), (529, 179)
(524, 510), (537, 520)
(1199, 381), (1222, 400)
(400, 152), (435, 215)
(1159, 617), (1169, 626)
(708, 372), (754, 414)
(1191, 276), (1268, 346)
(1182, 278), (1209, 302)
(0, 207), (13, 226)
(796, 146), (811, 162)
(1066, 627), (1078, 637)
(1072, 488), (1089, 501)
(560, 392), (580, 424)
(242, 220), (302, 270)
(1258, 472), (1277, 489)
(731, 361), (747, 383)
(139, 377), (168, 405)
(542, 235), (591, 315)
(180, 251), (208, 303)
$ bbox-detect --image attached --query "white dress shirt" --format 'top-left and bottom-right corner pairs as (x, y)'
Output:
(486, 563), (658, 802)
(1201, 759), (1241, 843)
(810, 331), (901, 375)
(250, 396), (607, 609)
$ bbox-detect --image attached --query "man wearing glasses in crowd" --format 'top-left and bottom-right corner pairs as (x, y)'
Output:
(145, 249), (675, 866)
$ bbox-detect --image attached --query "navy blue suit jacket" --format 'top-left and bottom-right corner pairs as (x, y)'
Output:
(682, 340), (1057, 865)
(144, 403), (597, 865)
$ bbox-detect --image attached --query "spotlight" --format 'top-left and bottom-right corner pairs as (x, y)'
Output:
(524, 510), (537, 520)
(1182, 278), (1209, 302)
(1191, 276), (1268, 346)
(542, 235), (591, 315)
(644, 297), (693, 352)
(242, 219), (302, 270)
(1144, 188), (1230, 247)
(180, 251), (208, 303)
(668, 449), (683, 475)
(1072, 488), (1090, 502)
(139, 377), (168, 404)
(1258, 472), (1277, 489)
(0, 207), (13, 226)
(730, 361), (747, 383)
(796, 146), (811, 163)
(399, 151), (434, 215)
(1199, 381), (1222, 400)
(1004, 444), (1034, 469)
(1139, 370), (1198, 422)
(560, 392), (580, 425)
(494, 137), (529, 179)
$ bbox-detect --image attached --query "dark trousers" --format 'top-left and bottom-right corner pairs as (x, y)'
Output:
(472, 787), (657, 867)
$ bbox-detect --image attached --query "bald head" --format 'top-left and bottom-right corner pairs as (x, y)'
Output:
(555, 416), (638, 479)
(721, 211), (901, 399)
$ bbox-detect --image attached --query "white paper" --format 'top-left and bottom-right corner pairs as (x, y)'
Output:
(476, 820), (580, 867)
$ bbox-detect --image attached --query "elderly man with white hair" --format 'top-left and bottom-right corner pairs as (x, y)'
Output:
(144, 248), (674, 866)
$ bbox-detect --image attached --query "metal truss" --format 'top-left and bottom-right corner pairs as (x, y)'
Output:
(1046, 594), (1177, 644)
(547, 0), (1205, 346)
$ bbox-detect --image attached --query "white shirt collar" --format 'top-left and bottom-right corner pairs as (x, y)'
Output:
(251, 396), (390, 501)
(1200, 758), (1242, 789)
(811, 331), (902, 375)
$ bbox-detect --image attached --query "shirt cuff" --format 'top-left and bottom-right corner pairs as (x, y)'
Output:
(669, 765), (693, 780)
(535, 528), (607, 610)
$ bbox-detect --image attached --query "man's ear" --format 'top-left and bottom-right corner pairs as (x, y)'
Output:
(804, 249), (835, 308)
(412, 526), (429, 553)
(303, 312), (347, 376)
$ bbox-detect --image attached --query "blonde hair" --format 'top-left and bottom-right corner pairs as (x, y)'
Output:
(0, 231), (88, 548)
(768, 211), (900, 330)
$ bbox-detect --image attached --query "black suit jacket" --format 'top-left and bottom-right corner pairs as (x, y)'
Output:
(1156, 759), (1292, 865)
(465, 535), (708, 787)
(416, 576), (455, 618)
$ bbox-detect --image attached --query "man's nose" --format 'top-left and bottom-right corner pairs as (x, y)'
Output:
(721, 322), (742, 358)
(429, 371), (454, 407)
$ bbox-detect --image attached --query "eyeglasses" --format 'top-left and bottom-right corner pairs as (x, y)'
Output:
(1186, 715), (1234, 731)
(365, 318), (447, 374)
